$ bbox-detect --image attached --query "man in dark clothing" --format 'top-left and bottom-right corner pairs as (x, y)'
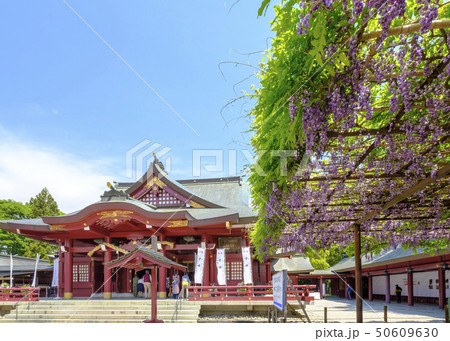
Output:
(347, 285), (352, 300)
(132, 273), (139, 298)
(395, 284), (403, 303)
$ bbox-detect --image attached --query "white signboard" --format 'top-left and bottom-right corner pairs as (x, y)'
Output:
(242, 246), (253, 284)
(51, 258), (59, 287)
(216, 248), (226, 285)
(195, 247), (206, 284)
(273, 270), (287, 312)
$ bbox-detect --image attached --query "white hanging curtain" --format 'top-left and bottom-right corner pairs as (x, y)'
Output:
(9, 254), (13, 288)
(242, 246), (253, 284)
(51, 258), (59, 287)
(31, 254), (40, 287)
(216, 248), (226, 285)
(194, 247), (206, 284)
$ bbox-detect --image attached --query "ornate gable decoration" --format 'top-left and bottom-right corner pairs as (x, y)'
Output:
(128, 158), (211, 209)
(140, 187), (186, 207)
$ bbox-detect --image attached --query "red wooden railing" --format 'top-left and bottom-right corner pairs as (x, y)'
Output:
(188, 284), (316, 302)
(0, 288), (40, 302)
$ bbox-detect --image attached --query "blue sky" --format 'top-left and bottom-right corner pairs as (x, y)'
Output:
(0, 1), (274, 212)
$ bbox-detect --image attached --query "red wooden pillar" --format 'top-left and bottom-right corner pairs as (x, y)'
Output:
(385, 271), (391, 304)
(91, 258), (95, 295)
(158, 267), (166, 298)
(58, 242), (64, 298)
(63, 239), (73, 299)
(151, 267), (158, 320)
(319, 277), (323, 299)
(407, 268), (414, 306)
(203, 249), (210, 286)
(210, 253), (215, 284)
(438, 264), (447, 309)
(368, 275), (373, 302)
(158, 240), (167, 298)
(104, 238), (112, 299)
(266, 263), (271, 284)
(202, 235), (210, 287)
(127, 269), (132, 294)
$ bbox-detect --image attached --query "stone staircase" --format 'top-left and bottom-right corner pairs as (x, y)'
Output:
(0, 299), (200, 323)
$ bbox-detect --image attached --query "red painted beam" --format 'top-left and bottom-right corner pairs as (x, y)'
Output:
(72, 247), (96, 253)
(85, 225), (109, 237)
(167, 243), (215, 251)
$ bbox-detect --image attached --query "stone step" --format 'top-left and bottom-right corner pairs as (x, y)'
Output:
(16, 304), (199, 309)
(18, 302), (195, 309)
(15, 308), (200, 313)
(3, 299), (200, 323)
(2, 313), (198, 319)
(11, 309), (199, 316)
(21, 300), (184, 306)
(0, 318), (197, 323)
(13, 308), (200, 314)
(16, 303), (195, 309)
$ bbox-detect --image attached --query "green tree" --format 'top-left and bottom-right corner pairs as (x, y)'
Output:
(28, 187), (63, 218)
(0, 200), (31, 255)
(0, 189), (63, 261)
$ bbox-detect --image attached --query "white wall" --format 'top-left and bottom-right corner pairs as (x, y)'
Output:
(372, 270), (450, 297)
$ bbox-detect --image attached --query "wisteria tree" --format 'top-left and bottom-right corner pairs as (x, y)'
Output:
(250, 0), (450, 263)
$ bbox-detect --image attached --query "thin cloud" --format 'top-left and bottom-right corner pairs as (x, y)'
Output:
(0, 127), (117, 213)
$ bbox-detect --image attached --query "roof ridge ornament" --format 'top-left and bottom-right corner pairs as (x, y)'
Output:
(101, 182), (130, 202)
(152, 152), (165, 172)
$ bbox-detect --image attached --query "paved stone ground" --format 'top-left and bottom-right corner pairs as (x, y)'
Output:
(198, 297), (447, 323)
(305, 296), (447, 323)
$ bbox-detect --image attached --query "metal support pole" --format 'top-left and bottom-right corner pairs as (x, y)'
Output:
(354, 224), (363, 323)
(384, 305), (388, 323)
(324, 307), (327, 323)
(445, 305), (449, 323)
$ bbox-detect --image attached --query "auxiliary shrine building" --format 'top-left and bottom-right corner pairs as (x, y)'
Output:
(0, 160), (270, 298)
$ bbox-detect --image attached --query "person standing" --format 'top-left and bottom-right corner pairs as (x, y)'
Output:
(347, 285), (352, 300)
(172, 273), (180, 299)
(137, 276), (144, 297)
(181, 272), (191, 300)
(395, 284), (403, 303)
(166, 275), (170, 298)
(143, 270), (152, 299)
(132, 273), (139, 298)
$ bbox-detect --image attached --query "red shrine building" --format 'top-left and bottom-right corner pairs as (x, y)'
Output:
(0, 160), (270, 299)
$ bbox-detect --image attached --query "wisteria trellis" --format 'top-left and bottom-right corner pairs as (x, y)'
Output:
(250, 0), (450, 260)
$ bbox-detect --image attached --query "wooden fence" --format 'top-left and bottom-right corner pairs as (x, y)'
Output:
(188, 284), (316, 302)
(0, 287), (40, 301)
